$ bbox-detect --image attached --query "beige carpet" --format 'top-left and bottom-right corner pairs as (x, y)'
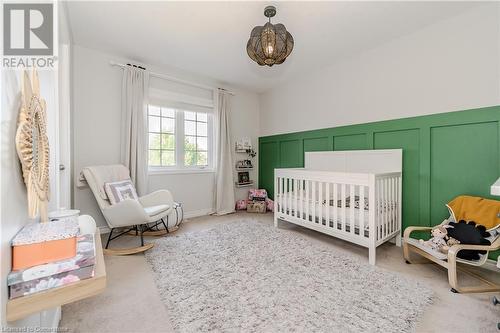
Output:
(61, 212), (500, 333)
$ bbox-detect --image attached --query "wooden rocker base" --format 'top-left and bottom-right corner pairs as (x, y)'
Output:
(103, 243), (154, 256)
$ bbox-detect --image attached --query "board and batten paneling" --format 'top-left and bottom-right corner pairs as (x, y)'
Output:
(259, 106), (500, 234)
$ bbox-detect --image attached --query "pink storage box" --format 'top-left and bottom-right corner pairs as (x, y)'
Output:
(249, 189), (268, 201)
(235, 200), (248, 210)
(266, 198), (274, 212)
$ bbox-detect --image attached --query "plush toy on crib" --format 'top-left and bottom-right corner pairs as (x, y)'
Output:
(419, 225), (455, 253)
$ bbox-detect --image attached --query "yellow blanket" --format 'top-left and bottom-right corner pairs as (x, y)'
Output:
(447, 195), (500, 230)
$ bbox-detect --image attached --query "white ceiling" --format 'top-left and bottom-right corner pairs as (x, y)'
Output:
(66, 1), (480, 93)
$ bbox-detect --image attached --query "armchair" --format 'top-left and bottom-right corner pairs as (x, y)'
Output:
(403, 220), (500, 293)
(82, 164), (174, 255)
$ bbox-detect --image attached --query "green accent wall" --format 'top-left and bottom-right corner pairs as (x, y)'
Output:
(259, 106), (500, 236)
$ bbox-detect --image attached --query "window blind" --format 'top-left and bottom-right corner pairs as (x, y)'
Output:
(148, 76), (214, 113)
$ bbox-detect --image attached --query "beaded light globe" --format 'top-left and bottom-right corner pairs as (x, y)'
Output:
(246, 6), (294, 67)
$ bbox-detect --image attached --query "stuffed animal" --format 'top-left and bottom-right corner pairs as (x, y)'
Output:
(446, 220), (491, 260)
(419, 225), (453, 253)
(446, 237), (460, 248)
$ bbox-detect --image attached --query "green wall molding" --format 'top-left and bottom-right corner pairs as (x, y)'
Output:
(259, 106), (500, 237)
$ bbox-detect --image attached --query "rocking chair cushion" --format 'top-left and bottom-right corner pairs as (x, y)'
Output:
(447, 195), (500, 231)
(104, 179), (139, 205)
(144, 204), (170, 217)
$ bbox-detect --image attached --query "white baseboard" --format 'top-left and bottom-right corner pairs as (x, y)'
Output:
(96, 208), (214, 234)
(183, 208), (214, 220)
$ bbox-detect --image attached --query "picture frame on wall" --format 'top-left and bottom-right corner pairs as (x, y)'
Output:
(237, 171), (250, 184)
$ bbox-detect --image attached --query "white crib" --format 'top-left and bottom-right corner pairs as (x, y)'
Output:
(274, 150), (402, 265)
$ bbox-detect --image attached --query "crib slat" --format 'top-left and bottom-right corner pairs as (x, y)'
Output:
(341, 183), (346, 231)
(398, 176), (402, 233)
(386, 178), (390, 238)
(384, 178), (389, 238)
(350, 184), (355, 234)
(292, 178), (297, 216)
(277, 178), (281, 213)
(312, 181), (316, 223)
(377, 179), (381, 240)
(392, 177), (397, 234)
(360, 186), (365, 237)
(389, 178), (393, 235)
(318, 182), (323, 224)
(297, 179), (303, 218)
(304, 180), (311, 221)
(381, 179), (385, 240)
(326, 182), (330, 228)
(383, 178), (387, 239)
(277, 177), (281, 213)
(333, 183), (338, 229)
(384, 178), (388, 238)
(289, 178), (293, 216)
(284, 178), (288, 215)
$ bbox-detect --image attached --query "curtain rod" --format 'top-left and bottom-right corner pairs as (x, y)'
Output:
(110, 61), (235, 96)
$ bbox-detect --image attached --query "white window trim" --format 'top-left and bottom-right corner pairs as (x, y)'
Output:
(147, 107), (215, 174)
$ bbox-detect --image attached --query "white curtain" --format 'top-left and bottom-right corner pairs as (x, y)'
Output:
(120, 66), (149, 196)
(214, 90), (235, 215)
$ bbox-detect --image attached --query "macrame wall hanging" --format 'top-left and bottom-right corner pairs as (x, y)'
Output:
(15, 69), (50, 222)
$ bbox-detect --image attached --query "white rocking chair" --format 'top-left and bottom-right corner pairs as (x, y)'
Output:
(82, 164), (174, 255)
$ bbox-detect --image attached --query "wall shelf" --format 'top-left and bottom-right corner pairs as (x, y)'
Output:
(236, 167), (253, 171)
(235, 182), (254, 188)
(6, 232), (107, 322)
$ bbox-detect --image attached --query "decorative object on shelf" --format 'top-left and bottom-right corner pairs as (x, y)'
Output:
(246, 148), (257, 159)
(236, 160), (253, 169)
(237, 172), (251, 185)
(12, 220), (80, 270)
(15, 69), (50, 222)
(247, 5), (294, 67)
(235, 137), (252, 153)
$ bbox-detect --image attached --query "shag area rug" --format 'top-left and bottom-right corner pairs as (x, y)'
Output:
(145, 220), (433, 332)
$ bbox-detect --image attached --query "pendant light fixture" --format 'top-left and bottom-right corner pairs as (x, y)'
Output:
(246, 6), (294, 67)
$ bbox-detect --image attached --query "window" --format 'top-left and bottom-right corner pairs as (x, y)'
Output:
(148, 106), (176, 167)
(184, 111), (208, 166)
(148, 105), (213, 171)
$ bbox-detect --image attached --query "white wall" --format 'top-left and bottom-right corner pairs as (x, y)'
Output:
(0, 70), (59, 327)
(259, 4), (500, 136)
(72, 45), (260, 228)
(0, 2), (71, 326)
